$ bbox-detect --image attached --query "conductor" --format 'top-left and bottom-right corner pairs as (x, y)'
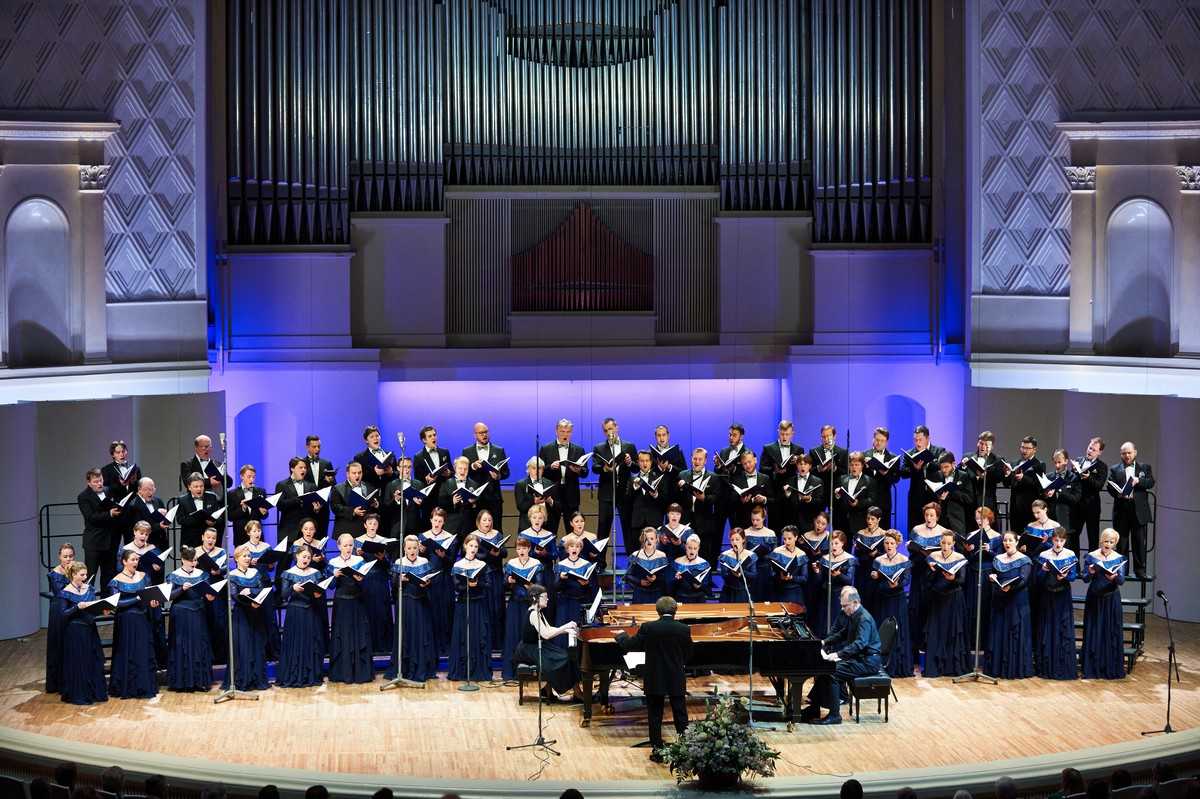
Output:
(615, 596), (693, 761)
(805, 585), (881, 725)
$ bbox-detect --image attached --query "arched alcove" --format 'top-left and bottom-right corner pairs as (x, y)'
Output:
(5, 198), (72, 367)
(1104, 199), (1173, 357)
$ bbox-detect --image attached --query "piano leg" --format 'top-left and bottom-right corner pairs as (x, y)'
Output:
(581, 670), (594, 727)
(598, 670), (613, 713)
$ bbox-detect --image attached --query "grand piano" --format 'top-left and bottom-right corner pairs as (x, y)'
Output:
(577, 602), (834, 729)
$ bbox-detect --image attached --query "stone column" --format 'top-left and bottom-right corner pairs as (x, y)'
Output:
(1065, 165), (1096, 354)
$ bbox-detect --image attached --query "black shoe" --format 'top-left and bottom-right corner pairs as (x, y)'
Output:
(798, 706), (821, 721)
(811, 715), (842, 725)
(649, 750), (666, 764)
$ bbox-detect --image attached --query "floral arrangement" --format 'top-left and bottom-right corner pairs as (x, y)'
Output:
(659, 696), (781, 789)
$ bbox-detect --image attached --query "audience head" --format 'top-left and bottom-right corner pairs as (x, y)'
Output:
(100, 766), (125, 794)
(305, 787), (330, 799)
(1111, 769), (1133, 789)
(1087, 778), (1111, 799)
(1062, 768), (1086, 795)
(55, 762), (78, 789)
(1153, 762), (1177, 784)
(840, 778), (864, 799)
(29, 777), (50, 799)
(994, 776), (1017, 799)
(70, 789), (98, 799)
(559, 791), (585, 799)
(952, 792), (973, 799)
(373, 790), (396, 799)
(896, 788), (918, 799)
(144, 774), (167, 798)
(258, 787), (281, 799)
(200, 787), (228, 799)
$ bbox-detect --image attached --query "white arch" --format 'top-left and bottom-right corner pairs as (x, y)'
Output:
(4, 197), (73, 367)
(1104, 198), (1173, 357)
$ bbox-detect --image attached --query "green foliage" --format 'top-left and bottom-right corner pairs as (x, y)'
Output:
(660, 696), (781, 786)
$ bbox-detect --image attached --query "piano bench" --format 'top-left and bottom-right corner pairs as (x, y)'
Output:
(516, 664), (539, 705)
(850, 675), (893, 723)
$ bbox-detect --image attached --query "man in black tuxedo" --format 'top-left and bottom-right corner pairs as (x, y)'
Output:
(862, 427), (901, 528)
(959, 431), (1004, 529)
(715, 423), (748, 540)
(180, 434), (232, 496)
(1075, 437), (1109, 554)
(101, 440), (141, 504)
(413, 425), (453, 526)
(729, 450), (772, 529)
(592, 417), (637, 549)
(354, 425), (396, 494)
(304, 435), (336, 538)
(760, 420), (800, 529)
(539, 418), (587, 534)
(462, 421), (510, 531)
(437, 456), (485, 535)
(615, 596), (693, 759)
(176, 472), (221, 548)
(228, 465), (269, 546)
(383, 457), (422, 537)
(124, 477), (171, 549)
(678, 447), (721, 564)
(834, 452), (875, 534)
(899, 425), (946, 532)
(330, 461), (380, 538)
(77, 468), (122, 587)
(275, 457), (319, 543)
(804, 586), (882, 725)
(929, 452), (975, 535)
(650, 424), (688, 508)
(785, 455), (825, 532)
(1002, 435), (1045, 534)
(628, 450), (667, 553)
(1107, 441), (1155, 578)
(808, 424), (849, 504)
(1042, 448), (1082, 538)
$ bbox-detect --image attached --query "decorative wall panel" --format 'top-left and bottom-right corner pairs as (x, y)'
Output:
(978, 0), (1200, 295)
(0, 0), (201, 301)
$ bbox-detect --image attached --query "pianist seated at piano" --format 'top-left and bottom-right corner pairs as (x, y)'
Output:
(513, 584), (581, 701)
(718, 528), (758, 603)
(802, 586), (882, 726)
(671, 535), (712, 603)
(628, 527), (671, 604)
(769, 526), (808, 605)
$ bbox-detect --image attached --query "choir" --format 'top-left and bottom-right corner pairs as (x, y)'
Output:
(51, 421), (1144, 704)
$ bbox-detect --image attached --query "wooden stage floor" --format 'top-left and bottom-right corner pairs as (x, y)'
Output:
(1, 619), (1197, 784)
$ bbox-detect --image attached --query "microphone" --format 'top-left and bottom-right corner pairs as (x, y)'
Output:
(218, 432), (226, 451)
(397, 431), (406, 449)
(1157, 590), (1168, 603)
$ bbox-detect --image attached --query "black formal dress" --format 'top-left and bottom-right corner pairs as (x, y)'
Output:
(616, 613), (694, 748)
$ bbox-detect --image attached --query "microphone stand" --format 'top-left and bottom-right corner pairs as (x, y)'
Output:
(736, 557), (778, 729)
(956, 460), (998, 685)
(1142, 592), (1181, 735)
(507, 605), (561, 756)
(214, 432), (258, 704)
(458, 567), (481, 692)
(382, 432), (425, 691)
(610, 438), (620, 608)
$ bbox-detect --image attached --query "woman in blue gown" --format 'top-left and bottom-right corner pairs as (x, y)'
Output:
(1082, 528), (1127, 679)
(671, 534), (712, 603)
(987, 531), (1034, 678)
(657, 504), (695, 562)
(907, 502), (949, 663)
(1023, 499), (1061, 661)
(768, 526), (807, 606)
(222, 545), (271, 691)
(742, 507), (776, 603)
(165, 546), (215, 692)
(870, 530), (913, 677)
(811, 530), (856, 637)
(355, 513), (397, 656)
(420, 508), (458, 658)
(388, 535), (439, 683)
(799, 514), (831, 627)
(123, 521), (168, 667)
(554, 534), (599, 644)
(196, 527), (229, 666)
(244, 520), (281, 663)
(923, 531), (969, 677)
(448, 535), (493, 681)
(277, 547), (326, 687)
(852, 507), (886, 613)
(1035, 528), (1078, 680)
(627, 527), (671, 605)
(501, 537), (542, 680)
(107, 550), (160, 698)
(59, 562), (111, 705)
(471, 510), (508, 656)
(959, 507), (1001, 660)
(718, 528), (758, 602)
(44, 542), (75, 694)
(518, 505), (557, 591)
(326, 533), (375, 684)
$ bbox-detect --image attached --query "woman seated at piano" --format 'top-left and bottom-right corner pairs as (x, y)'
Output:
(870, 530), (913, 677)
(1021, 499), (1059, 558)
(769, 525), (807, 605)
(718, 528), (758, 603)
(671, 534), (712, 604)
(513, 584), (580, 702)
(628, 526), (671, 605)
(518, 505), (557, 588)
(554, 533), (599, 640)
(810, 530), (855, 636)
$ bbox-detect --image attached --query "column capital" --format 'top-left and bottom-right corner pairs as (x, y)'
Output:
(1063, 165), (1096, 192)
